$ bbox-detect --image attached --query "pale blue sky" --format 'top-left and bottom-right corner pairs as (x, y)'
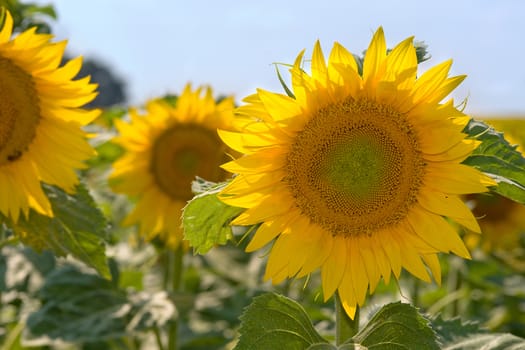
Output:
(35, 0), (525, 115)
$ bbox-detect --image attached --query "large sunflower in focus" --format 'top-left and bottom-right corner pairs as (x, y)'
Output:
(0, 10), (98, 222)
(218, 28), (496, 317)
(110, 84), (236, 248)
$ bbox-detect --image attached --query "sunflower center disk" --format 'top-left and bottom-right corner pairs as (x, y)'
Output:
(0, 57), (40, 165)
(150, 124), (228, 200)
(286, 98), (425, 237)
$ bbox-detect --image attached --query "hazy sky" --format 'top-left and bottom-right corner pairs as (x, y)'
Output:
(35, 0), (525, 116)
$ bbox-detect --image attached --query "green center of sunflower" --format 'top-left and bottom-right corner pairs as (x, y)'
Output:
(150, 123), (229, 200)
(0, 57), (40, 166)
(322, 136), (392, 201)
(285, 98), (425, 237)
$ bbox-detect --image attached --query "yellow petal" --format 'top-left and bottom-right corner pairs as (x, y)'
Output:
(411, 60), (452, 105)
(311, 40), (328, 86)
(258, 89), (303, 121)
(321, 236), (347, 300)
(384, 36), (416, 88)
(221, 148), (287, 174)
(0, 10), (14, 44)
(407, 205), (471, 259)
(417, 188), (481, 232)
(297, 226), (333, 278)
(425, 163), (495, 194)
(363, 27), (387, 89)
(421, 253), (442, 285)
(245, 212), (297, 252)
(233, 191), (294, 226)
(348, 238), (369, 306)
(394, 225), (431, 282)
(424, 138), (480, 163)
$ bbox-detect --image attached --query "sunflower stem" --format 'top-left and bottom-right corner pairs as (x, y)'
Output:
(166, 245), (184, 350)
(411, 278), (421, 306)
(153, 326), (165, 350)
(448, 256), (463, 317)
(334, 292), (359, 346)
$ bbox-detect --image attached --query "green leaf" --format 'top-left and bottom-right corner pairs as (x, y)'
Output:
(347, 302), (439, 350)
(26, 264), (176, 344)
(234, 293), (328, 350)
(21, 4), (57, 19)
(90, 140), (124, 167)
(273, 63), (295, 99)
(7, 184), (110, 278)
(463, 119), (525, 204)
(432, 315), (525, 350)
(183, 180), (244, 254)
(94, 106), (127, 128)
(431, 316), (483, 344)
(414, 40), (430, 63)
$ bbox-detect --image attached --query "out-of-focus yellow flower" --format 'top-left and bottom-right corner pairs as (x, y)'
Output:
(0, 9), (98, 222)
(110, 84), (236, 249)
(465, 118), (525, 252)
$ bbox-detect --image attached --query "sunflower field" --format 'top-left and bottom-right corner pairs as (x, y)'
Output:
(1, 1), (524, 349)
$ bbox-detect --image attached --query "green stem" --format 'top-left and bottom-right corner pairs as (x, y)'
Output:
(167, 245), (184, 350)
(411, 278), (421, 306)
(334, 292), (360, 346)
(1, 322), (23, 350)
(447, 256), (463, 317)
(153, 326), (165, 350)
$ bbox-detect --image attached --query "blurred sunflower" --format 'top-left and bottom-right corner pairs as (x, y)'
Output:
(465, 193), (525, 252)
(0, 9), (98, 222)
(110, 84), (236, 248)
(464, 118), (525, 252)
(218, 28), (496, 317)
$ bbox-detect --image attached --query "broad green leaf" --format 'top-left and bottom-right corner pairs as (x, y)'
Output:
(234, 293), (328, 350)
(26, 264), (175, 344)
(463, 119), (525, 204)
(431, 316), (483, 344)
(7, 184), (110, 278)
(183, 180), (244, 254)
(347, 302), (439, 349)
(432, 315), (525, 350)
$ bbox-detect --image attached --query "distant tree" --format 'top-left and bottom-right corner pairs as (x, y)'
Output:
(72, 56), (128, 108)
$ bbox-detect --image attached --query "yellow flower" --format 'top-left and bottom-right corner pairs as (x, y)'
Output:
(110, 84), (236, 249)
(218, 28), (496, 318)
(0, 10), (98, 222)
(465, 118), (525, 252)
(465, 193), (525, 252)
(483, 118), (525, 152)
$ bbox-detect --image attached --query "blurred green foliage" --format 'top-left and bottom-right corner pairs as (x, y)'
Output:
(0, 0), (56, 33)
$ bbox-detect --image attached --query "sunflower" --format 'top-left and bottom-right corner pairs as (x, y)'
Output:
(218, 28), (496, 317)
(464, 193), (525, 252)
(464, 118), (525, 252)
(110, 84), (236, 248)
(0, 9), (99, 222)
